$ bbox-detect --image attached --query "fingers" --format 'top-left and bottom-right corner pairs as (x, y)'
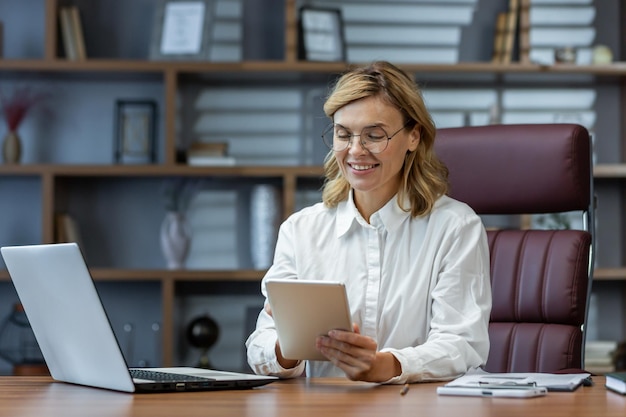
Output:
(322, 332), (377, 362)
(315, 330), (378, 380)
(327, 329), (372, 348)
(264, 303), (273, 317)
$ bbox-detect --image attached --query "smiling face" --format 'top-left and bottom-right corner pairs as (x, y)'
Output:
(332, 95), (419, 218)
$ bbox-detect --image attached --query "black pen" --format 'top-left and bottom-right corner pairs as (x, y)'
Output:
(400, 383), (410, 396)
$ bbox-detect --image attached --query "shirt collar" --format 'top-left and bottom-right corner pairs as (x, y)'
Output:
(335, 190), (412, 238)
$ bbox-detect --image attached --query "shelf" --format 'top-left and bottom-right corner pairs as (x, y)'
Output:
(593, 268), (626, 281)
(0, 164), (325, 178)
(2, 163), (625, 180)
(3, 59), (626, 76)
(90, 269), (266, 282)
(0, 268), (266, 282)
(593, 164), (626, 178)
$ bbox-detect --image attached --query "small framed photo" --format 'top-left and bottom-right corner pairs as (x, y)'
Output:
(114, 100), (157, 164)
(149, 0), (213, 60)
(298, 6), (346, 62)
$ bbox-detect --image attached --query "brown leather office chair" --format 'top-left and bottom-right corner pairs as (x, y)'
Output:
(435, 123), (594, 373)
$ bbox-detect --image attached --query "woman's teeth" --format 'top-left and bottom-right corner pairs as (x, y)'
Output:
(352, 164), (375, 171)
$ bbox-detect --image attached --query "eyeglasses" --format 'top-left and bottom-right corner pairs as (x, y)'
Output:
(321, 122), (411, 154)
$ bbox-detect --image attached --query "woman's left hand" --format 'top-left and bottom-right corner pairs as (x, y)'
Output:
(315, 324), (401, 382)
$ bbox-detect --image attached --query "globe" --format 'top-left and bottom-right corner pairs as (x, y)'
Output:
(186, 315), (219, 368)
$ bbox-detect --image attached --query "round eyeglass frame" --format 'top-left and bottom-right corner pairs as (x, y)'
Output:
(321, 121), (411, 154)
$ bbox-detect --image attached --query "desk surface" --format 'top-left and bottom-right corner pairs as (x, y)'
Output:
(0, 376), (624, 417)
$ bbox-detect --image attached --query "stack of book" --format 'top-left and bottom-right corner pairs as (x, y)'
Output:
(585, 340), (617, 375)
(186, 142), (236, 166)
(491, 0), (519, 64)
(58, 6), (87, 60)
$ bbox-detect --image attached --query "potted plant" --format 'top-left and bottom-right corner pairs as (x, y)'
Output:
(0, 87), (47, 164)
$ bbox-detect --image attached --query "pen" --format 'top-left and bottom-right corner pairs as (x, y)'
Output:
(400, 383), (410, 396)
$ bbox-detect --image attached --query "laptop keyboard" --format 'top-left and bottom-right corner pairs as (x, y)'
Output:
(130, 369), (212, 382)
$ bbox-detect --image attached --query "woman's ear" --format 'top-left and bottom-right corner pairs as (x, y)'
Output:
(407, 125), (420, 152)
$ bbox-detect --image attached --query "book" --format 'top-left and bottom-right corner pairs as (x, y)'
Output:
(605, 372), (626, 395)
(501, 0), (520, 64)
(187, 155), (236, 166)
(187, 142), (229, 157)
(55, 213), (84, 250)
(186, 142), (234, 165)
(518, 0), (531, 64)
(58, 7), (77, 60)
(69, 6), (87, 60)
(491, 12), (507, 63)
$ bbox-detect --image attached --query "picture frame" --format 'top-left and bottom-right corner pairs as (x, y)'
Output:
(298, 6), (346, 62)
(114, 100), (157, 164)
(149, 0), (214, 60)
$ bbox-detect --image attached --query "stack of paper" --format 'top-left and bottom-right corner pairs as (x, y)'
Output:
(437, 369), (591, 398)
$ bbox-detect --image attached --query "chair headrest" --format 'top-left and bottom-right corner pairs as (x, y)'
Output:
(434, 124), (591, 215)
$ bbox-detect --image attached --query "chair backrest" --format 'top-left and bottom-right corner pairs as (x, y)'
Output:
(434, 123), (594, 373)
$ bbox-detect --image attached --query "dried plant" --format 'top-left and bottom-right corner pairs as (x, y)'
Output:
(0, 87), (48, 132)
(161, 178), (204, 213)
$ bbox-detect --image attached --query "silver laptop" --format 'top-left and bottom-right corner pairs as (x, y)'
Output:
(0, 243), (276, 393)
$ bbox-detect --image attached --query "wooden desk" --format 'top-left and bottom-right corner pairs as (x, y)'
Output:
(0, 376), (623, 417)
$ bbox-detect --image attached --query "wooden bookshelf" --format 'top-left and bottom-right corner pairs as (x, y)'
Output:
(1, 0), (625, 368)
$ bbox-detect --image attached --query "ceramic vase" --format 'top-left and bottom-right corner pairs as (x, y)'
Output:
(160, 211), (191, 269)
(2, 131), (21, 164)
(250, 184), (280, 269)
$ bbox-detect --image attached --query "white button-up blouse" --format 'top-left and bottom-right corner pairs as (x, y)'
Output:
(246, 192), (492, 384)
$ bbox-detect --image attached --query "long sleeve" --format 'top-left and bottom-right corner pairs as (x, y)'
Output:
(245, 219), (306, 378)
(245, 305), (306, 378)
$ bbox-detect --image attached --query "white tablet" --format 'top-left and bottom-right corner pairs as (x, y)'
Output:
(265, 279), (353, 361)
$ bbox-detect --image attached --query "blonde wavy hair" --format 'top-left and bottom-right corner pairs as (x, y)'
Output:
(321, 61), (449, 217)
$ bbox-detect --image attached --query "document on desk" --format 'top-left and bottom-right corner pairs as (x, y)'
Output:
(439, 368), (591, 394)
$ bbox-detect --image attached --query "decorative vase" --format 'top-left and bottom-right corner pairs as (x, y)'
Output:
(250, 184), (280, 269)
(2, 131), (22, 164)
(160, 211), (191, 269)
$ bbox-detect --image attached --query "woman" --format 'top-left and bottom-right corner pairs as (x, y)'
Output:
(246, 61), (491, 384)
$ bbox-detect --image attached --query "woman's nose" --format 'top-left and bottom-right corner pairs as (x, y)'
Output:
(347, 136), (368, 155)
